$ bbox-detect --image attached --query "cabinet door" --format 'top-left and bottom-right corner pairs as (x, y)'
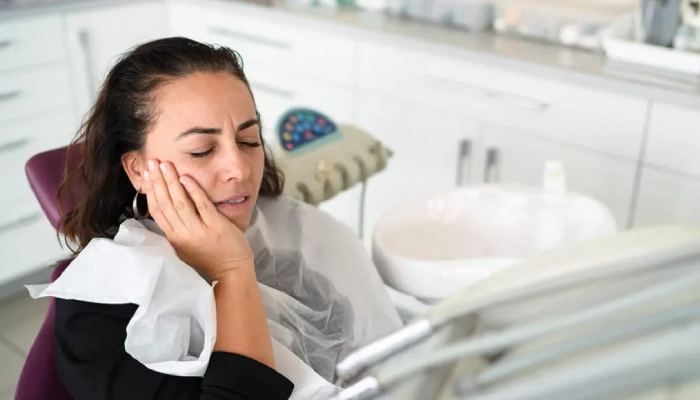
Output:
(645, 102), (700, 177)
(633, 167), (700, 227)
(64, 2), (168, 121)
(357, 94), (478, 246)
(480, 124), (638, 228)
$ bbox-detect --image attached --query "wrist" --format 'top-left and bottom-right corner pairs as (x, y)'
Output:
(214, 262), (257, 284)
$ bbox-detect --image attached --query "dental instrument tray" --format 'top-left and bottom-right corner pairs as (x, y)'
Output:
(273, 108), (392, 206)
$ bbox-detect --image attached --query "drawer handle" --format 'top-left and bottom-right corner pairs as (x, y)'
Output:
(77, 30), (97, 99)
(484, 147), (500, 183)
(208, 26), (293, 50)
(250, 81), (295, 99)
(489, 91), (550, 112)
(0, 212), (42, 235)
(0, 90), (20, 102)
(424, 75), (550, 112)
(0, 137), (29, 154)
(0, 39), (12, 49)
(456, 138), (472, 186)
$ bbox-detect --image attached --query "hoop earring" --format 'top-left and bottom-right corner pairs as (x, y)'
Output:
(132, 191), (150, 219)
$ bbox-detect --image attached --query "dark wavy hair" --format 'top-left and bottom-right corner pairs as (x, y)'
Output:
(57, 37), (285, 252)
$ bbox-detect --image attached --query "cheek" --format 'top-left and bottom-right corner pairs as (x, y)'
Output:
(253, 151), (266, 184)
(173, 164), (218, 199)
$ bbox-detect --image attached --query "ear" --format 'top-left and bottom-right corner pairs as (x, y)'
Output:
(121, 151), (146, 193)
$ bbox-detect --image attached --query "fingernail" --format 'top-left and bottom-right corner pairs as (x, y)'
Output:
(144, 171), (150, 181)
(179, 177), (188, 186)
(148, 160), (156, 171)
(159, 163), (168, 174)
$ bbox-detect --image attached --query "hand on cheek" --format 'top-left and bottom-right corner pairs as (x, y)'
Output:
(142, 159), (254, 281)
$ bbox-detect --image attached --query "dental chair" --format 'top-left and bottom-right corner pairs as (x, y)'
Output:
(16, 145), (83, 400)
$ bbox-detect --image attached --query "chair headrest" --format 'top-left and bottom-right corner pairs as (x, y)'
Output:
(25, 144), (84, 232)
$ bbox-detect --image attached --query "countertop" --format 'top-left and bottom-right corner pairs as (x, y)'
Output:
(4, 0), (700, 108)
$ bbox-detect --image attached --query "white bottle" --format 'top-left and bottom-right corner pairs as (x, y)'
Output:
(543, 160), (567, 195)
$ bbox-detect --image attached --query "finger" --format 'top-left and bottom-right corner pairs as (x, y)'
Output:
(148, 159), (187, 233)
(178, 175), (220, 227)
(158, 161), (203, 231)
(143, 167), (173, 235)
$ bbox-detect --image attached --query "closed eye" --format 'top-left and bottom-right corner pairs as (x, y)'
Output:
(190, 148), (214, 158)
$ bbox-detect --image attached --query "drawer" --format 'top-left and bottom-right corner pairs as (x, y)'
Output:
(0, 112), (77, 222)
(633, 166), (700, 227)
(169, 2), (355, 87)
(0, 63), (73, 124)
(247, 68), (355, 146)
(0, 210), (69, 284)
(0, 14), (66, 73)
(645, 102), (700, 177)
(357, 41), (647, 160)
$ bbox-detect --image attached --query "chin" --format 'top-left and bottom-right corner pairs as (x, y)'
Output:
(224, 214), (249, 233)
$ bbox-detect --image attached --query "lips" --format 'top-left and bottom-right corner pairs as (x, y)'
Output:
(214, 193), (250, 205)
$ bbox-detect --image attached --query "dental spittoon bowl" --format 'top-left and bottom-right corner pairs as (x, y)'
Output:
(371, 185), (618, 302)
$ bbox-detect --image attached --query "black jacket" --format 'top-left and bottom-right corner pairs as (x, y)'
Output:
(54, 298), (294, 400)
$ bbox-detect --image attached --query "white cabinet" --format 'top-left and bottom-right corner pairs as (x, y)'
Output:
(633, 102), (700, 226)
(0, 14), (66, 73)
(0, 13), (77, 286)
(0, 209), (70, 284)
(645, 102), (700, 176)
(0, 112), (77, 219)
(64, 2), (168, 121)
(478, 124), (638, 228)
(168, 1), (356, 87)
(0, 64), (73, 124)
(634, 167), (700, 226)
(357, 41), (647, 160)
(357, 93), (479, 244)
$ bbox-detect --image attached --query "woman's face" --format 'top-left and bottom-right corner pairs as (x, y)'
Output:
(125, 72), (265, 232)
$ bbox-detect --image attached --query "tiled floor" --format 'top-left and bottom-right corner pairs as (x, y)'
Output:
(0, 293), (49, 400)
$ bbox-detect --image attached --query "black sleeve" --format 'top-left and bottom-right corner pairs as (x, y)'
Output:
(54, 298), (294, 400)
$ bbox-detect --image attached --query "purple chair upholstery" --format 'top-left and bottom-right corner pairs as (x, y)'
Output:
(14, 259), (73, 400)
(25, 144), (84, 231)
(16, 145), (83, 400)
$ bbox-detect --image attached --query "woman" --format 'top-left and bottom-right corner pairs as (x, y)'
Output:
(50, 37), (400, 400)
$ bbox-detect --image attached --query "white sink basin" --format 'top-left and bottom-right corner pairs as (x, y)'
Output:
(372, 185), (617, 302)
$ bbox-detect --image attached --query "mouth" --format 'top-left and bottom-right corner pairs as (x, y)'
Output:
(213, 194), (252, 214)
(214, 196), (248, 206)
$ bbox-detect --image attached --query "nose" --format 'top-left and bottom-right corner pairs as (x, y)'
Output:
(219, 145), (252, 183)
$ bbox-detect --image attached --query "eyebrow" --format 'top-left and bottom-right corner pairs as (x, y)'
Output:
(176, 118), (260, 140)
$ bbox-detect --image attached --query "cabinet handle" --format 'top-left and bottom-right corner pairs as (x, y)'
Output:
(0, 90), (20, 102)
(0, 39), (12, 49)
(250, 81), (295, 99)
(424, 74), (549, 112)
(77, 29), (96, 100)
(0, 212), (41, 235)
(0, 137), (29, 154)
(484, 147), (500, 183)
(489, 91), (550, 112)
(424, 74), (488, 97)
(208, 26), (292, 49)
(456, 138), (472, 186)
